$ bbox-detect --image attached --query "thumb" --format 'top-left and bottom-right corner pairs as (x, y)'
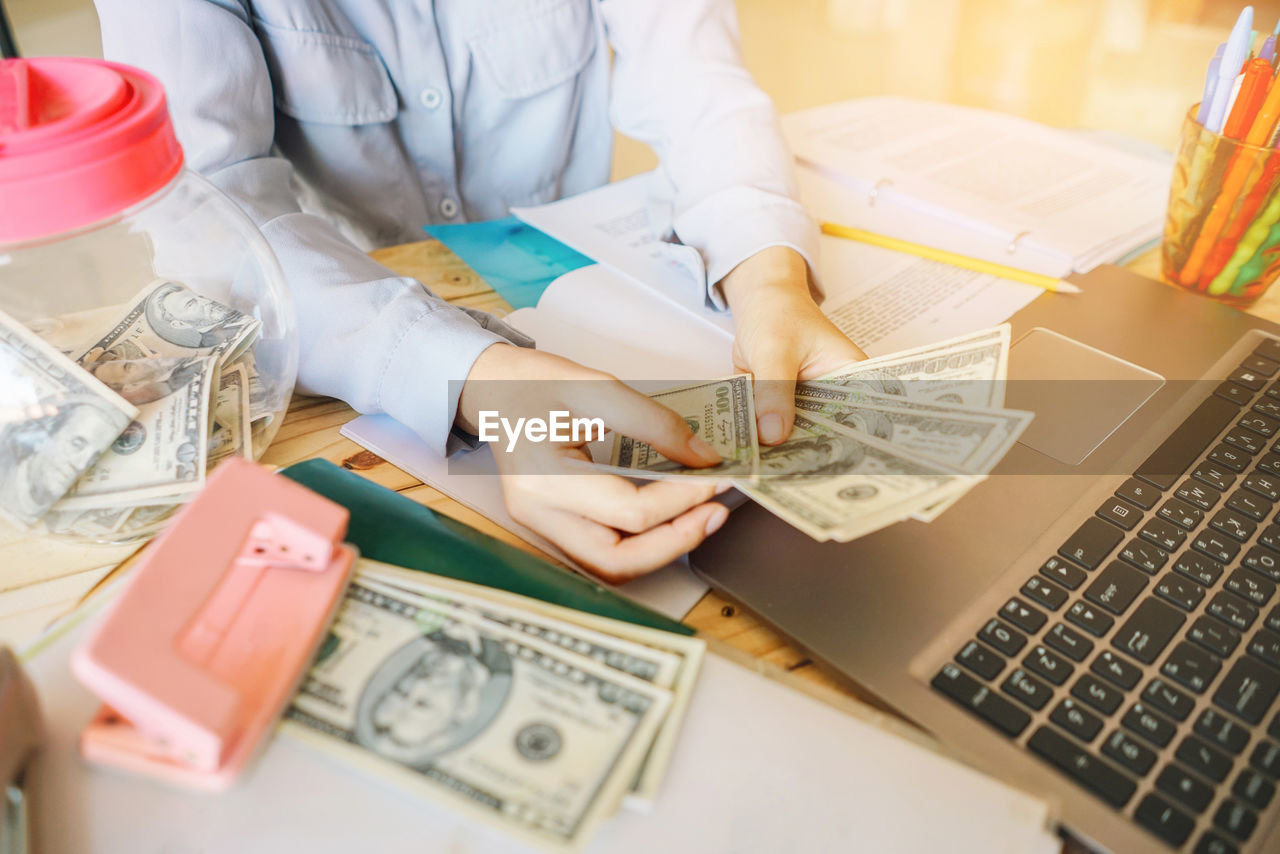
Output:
(564, 379), (723, 468)
(751, 351), (802, 446)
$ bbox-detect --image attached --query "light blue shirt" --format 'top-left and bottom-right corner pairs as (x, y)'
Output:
(94, 0), (817, 454)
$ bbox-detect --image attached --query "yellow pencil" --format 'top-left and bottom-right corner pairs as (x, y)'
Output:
(820, 222), (1083, 295)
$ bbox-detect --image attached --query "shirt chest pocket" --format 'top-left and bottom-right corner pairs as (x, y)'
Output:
(468, 0), (597, 99)
(253, 18), (398, 125)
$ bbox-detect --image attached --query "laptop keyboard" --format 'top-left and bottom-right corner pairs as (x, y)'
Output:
(932, 337), (1280, 853)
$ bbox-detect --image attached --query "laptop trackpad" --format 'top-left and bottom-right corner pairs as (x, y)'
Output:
(1008, 328), (1164, 466)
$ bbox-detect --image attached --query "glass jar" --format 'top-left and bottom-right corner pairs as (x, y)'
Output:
(0, 57), (297, 542)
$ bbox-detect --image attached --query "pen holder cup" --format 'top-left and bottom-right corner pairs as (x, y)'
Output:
(1163, 106), (1280, 305)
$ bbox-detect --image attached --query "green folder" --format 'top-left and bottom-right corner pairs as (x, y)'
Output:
(280, 459), (693, 636)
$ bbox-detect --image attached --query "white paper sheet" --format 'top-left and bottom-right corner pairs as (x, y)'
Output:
(23, 607), (1060, 854)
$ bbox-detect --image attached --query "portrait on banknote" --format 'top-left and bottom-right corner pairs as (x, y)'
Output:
(87, 356), (207, 406)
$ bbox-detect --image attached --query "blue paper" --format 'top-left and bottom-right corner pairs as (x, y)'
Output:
(424, 216), (593, 310)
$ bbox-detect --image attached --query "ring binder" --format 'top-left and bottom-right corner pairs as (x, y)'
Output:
(71, 457), (357, 790)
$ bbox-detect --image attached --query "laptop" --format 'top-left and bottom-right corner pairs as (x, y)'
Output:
(691, 265), (1280, 854)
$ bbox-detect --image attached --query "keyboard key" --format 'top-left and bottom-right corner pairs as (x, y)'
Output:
(1116, 477), (1161, 510)
(1255, 398), (1280, 419)
(1066, 601), (1114, 637)
(1120, 538), (1168, 574)
(1211, 507), (1258, 541)
(1214, 657), (1280, 724)
(931, 664), (1031, 737)
(1158, 497), (1203, 530)
(1230, 366), (1269, 391)
(1023, 644), (1073, 686)
(1259, 525), (1280, 553)
(1157, 763), (1215, 812)
(1026, 726), (1136, 808)
(1038, 556), (1086, 590)
(1271, 709), (1280, 738)
(1243, 470), (1280, 501)
(1208, 591), (1258, 632)
(1137, 396), (1238, 489)
(1175, 551), (1225, 587)
(1194, 531), (1241, 564)
(999, 598), (1046, 633)
(1162, 641), (1222, 694)
(1242, 546), (1280, 582)
(1233, 768), (1275, 811)
(1194, 831), (1239, 854)
(1212, 799), (1258, 842)
(1020, 576), (1068, 611)
(1268, 604), (1280, 633)
(1001, 668), (1053, 711)
(1239, 412), (1280, 436)
(1215, 381), (1254, 406)
(1084, 561), (1148, 615)
(1242, 353), (1280, 376)
(1248, 628), (1280, 669)
(1092, 650), (1142, 689)
(1103, 729), (1157, 776)
(1050, 697), (1103, 743)
(1113, 599), (1185, 664)
(1059, 517), (1124, 569)
(1226, 489), (1271, 521)
(1188, 615), (1241, 658)
(1143, 677), (1195, 721)
(979, 618), (1026, 656)
(1224, 427), (1265, 455)
(1177, 478), (1221, 511)
(1045, 623), (1093, 662)
(1196, 708), (1252, 755)
(1227, 568), (1275, 607)
(1123, 702), (1177, 747)
(1072, 673), (1123, 714)
(1140, 517), (1186, 552)
(1258, 453), (1280, 477)
(1255, 338), (1280, 363)
(1177, 735), (1234, 782)
(1210, 443), (1250, 472)
(1251, 740), (1280, 777)
(955, 640), (1005, 680)
(1155, 573), (1206, 612)
(1193, 461), (1237, 492)
(1135, 793), (1195, 847)
(1097, 497), (1141, 530)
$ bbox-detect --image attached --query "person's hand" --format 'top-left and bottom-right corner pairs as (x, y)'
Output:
(457, 344), (731, 583)
(721, 246), (866, 445)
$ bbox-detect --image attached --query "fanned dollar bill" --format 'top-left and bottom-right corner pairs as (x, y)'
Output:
(819, 324), (1011, 408)
(610, 375), (758, 478)
(55, 355), (216, 509)
(737, 412), (981, 542)
(73, 279), (260, 368)
(355, 560), (706, 808)
(209, 364), (252, 465)
(0, 309), (137, 528)
(284, 579), (671, 853)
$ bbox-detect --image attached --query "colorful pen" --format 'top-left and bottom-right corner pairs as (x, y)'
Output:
(1206, 7), (1254, 133)
(1223, 57), (1272, 139)
(1198, 43), (1226, 126)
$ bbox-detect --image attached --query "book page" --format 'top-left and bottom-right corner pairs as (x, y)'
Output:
(785, 97), (1168, 270)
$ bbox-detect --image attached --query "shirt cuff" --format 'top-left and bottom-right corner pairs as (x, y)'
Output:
(673, 185), (821, 310)
(376, 307), (521, 457)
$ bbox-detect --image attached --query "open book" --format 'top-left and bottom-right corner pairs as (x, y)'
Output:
(787, 96), (1171, 277)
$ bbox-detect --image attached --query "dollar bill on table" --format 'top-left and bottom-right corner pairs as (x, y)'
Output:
(54, 355), (216, 509)
(209, 364), (253, 465)
(818, 324), (1011, 408)
(72, 279), (260, 368)
(284, 577), (672, 854)
(609, 375), (758, 478)
(0, 308), (137, 528)
(738, 412), (981, 542)
(355, 559), (705, 809)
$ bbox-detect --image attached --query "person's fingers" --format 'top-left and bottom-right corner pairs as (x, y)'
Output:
(746, 343), (802, 446)
(504, 471), (728, 534)
(560, 379), (722, 468)
(514, 499), (730, 584)
(797, 332), (868, 380)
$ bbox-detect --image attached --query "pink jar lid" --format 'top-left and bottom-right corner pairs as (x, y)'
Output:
(0, 57), (183, 243)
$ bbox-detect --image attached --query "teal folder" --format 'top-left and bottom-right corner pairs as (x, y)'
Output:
(280, 459), (693, 636)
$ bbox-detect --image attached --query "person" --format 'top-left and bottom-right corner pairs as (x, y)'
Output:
(95, 0), (866, 579)
(143, 282), (251, 350)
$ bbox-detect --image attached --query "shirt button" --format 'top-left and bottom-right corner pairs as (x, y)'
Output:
(419, 87), (443, 110)
(439, 197), (459, 218)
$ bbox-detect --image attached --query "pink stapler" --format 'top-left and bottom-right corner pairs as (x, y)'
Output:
(71, 457), (357, 790)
